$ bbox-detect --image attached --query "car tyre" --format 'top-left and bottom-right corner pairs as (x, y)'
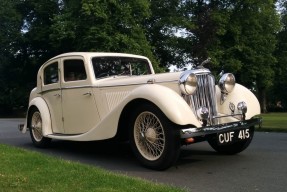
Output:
(129, 103), (180, 170)
(29, 108), (51, 148)
(207, 126), (255, 155)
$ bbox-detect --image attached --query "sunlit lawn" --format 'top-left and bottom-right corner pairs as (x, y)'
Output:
(0, 144), (185, 192)
(256, 113), (287, 132)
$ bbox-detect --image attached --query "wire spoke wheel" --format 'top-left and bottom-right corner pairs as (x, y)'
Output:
(29, 109), (51, 148)
(129, 103), (180, 170)
(31, 111), (43, 142)
(134, 112), (165, 161)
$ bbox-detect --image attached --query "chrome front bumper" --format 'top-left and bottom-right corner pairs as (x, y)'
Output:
(180, 118), (261, 138)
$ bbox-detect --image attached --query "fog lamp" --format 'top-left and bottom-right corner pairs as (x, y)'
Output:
(197, 106), (209, 120)
(237, 101), (247, 114)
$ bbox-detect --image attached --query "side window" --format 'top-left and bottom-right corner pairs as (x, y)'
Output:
(64, 59), (87, 82)
(44, 62), (59, 85)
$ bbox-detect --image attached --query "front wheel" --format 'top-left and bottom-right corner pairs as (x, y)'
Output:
(129, 103), (181, 170)
(29, 109), (51, 148)
(208, 127), (255, 155)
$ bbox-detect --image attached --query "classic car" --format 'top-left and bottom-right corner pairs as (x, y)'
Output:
(19, 52), (261, 170)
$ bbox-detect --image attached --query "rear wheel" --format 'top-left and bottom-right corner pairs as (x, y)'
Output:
(129, 103), (180, 170)
(208, 127), (255, 155)
(29, 109), (51, 148)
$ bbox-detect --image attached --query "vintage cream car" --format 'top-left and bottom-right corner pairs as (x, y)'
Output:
(19, 52), (261, 170)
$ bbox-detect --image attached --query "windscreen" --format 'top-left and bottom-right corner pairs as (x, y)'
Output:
(92, 57), (151, 79)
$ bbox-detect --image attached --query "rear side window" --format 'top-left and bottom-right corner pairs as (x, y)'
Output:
(64, 59), (87, 82)
(44, 62), (58, 85)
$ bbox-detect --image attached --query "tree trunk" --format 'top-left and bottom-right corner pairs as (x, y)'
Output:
(258, 87), (267, 113)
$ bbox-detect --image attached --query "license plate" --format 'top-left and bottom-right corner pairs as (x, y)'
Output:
(217, 128), (250, 145)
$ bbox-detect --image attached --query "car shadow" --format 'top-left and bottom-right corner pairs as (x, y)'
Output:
(21, 139), (219, 171)
(176, 146), (218, 167)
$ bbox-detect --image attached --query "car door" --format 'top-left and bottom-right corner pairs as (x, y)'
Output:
(41, 61), (64, 133)
(61, 57), (100, 134)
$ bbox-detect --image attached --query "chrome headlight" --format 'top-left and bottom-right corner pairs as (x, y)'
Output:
(179, 72), (197, 95)
(219, 73), (235, 93)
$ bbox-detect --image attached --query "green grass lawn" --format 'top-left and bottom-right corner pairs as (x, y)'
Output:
(256, 112), (287, 132)
(0, 144), (185, 192)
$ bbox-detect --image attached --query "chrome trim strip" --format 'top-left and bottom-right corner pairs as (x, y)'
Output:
(155, 80), (178, 83)
(181, 68), (211, 76)
(39, 86), (93, 94)
(61, 85), (92, 89)
(39, 88), (61, 94)
(213, 114), (243, 119)
(95, 80), (178, 88)
(96, 83), (145, 88)
(39, 79), (178, 91)
(180, 118), (261, 138)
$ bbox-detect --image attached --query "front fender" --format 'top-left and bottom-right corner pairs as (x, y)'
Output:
(28, 97), (53, 136)
(216, 83), (261, 119)
(129, 84), (200, 126)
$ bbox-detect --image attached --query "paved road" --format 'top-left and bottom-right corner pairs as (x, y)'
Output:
(1, 118), (287, 192)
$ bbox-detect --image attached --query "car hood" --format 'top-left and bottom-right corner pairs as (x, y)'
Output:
(95, 72), (182, 87)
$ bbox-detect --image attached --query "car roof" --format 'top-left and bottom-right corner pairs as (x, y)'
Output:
(46, 52), (149, 63)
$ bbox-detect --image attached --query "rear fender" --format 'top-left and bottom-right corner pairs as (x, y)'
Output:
(27, 97), (53, 136)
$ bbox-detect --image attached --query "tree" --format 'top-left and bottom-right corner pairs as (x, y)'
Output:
(272, 0), (287, 110)
(0, 0), (283, 115)
(180, 0), (231, 67)
(0, 0), (25, 115)
(19, 0), (60, 61)
(144, 0), (231, 69)
(0, 0), (61, 115)
(222, 0), (280, 113)
(178, 0), (279, 112)
(50, 0), (160, 70)
(144, 0), (190, 68)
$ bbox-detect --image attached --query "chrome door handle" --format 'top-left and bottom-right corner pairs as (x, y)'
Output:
(54, 94), (61, 97)
(83, 92), (92, 96)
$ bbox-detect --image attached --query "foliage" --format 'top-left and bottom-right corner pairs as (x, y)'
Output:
(0, 0), (27, 114)
(144, 0), (189, 68)
(49, 0), (159, 69)
(0, 0), (286, 114)
(180, 0), (232, 67)
(221, 0), (280, 112)
(0, 0), (159, 116)
(0, 144), (185, 192)
(272, 0), (287, 110)
(178, 0), (280, 112)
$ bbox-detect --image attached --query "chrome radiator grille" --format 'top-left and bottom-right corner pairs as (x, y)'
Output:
(183, 73), (217, 125)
